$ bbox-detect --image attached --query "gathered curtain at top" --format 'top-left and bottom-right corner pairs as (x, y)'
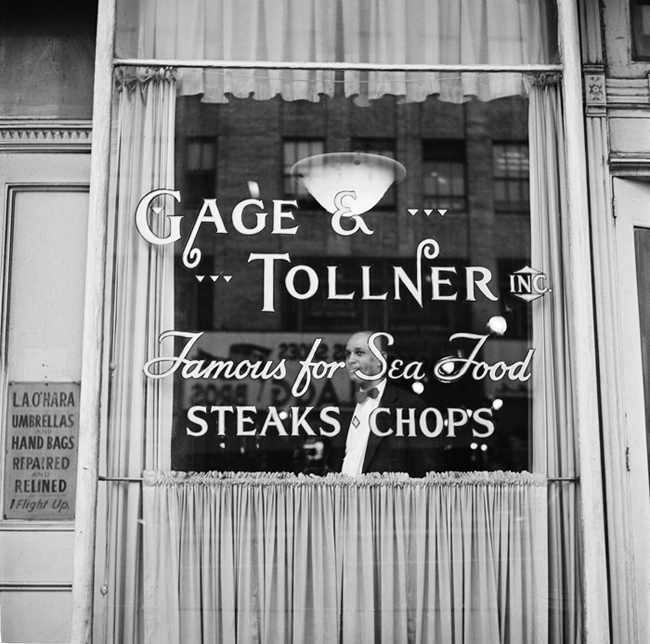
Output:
(104, 68), (177, 644)
(118, 0), (556, 103)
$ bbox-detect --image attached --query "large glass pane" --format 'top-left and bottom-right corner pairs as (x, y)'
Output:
(168, 88), (532, 474)
(103, 68), (579, 644)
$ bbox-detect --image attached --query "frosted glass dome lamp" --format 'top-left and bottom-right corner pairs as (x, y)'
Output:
(290, 152), (406, 215)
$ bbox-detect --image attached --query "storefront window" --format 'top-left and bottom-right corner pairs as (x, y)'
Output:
(101, 1), (579, 643)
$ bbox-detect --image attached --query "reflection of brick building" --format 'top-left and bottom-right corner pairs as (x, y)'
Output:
(175, 94), (530, 336)
(173, 93), (532, 472)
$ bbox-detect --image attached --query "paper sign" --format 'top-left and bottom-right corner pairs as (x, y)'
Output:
(3, 382), (79, 520)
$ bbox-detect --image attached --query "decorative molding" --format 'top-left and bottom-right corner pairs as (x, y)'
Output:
(585, 71), (606, 116)
(605, 77), (650, 106)
(609, 153), (650, 176)
(0, 120), (92, 152)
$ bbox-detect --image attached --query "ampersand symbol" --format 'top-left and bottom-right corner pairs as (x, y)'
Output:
(330, 190), (375, 236)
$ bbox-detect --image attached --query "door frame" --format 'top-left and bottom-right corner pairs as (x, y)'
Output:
(0, 148), (91, 643)
(611, 176), (650, 641)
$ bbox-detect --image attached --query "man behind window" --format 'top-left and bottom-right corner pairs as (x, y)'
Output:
(330, 330), (443, 477)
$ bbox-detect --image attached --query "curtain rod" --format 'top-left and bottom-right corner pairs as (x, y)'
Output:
(114, 59), (563, 73)
(98, 475), (579, 483)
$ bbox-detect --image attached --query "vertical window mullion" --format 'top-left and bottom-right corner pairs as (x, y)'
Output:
(71, 0), (118, 641)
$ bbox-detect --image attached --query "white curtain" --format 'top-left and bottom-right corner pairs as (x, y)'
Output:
(104, 68), (177, 644)
(120, 0), (555, 103)
(143, 471), (548, 644)
(528, 75), (582, 644)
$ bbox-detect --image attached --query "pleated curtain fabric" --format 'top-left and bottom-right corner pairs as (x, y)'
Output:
(103, 68), (177, 644)
(119, 0), (554, 104)
(143, 471), (548, 644)
(528, 76), (583, 644)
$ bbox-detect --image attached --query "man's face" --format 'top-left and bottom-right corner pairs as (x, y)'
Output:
(345, 332), (384, 385)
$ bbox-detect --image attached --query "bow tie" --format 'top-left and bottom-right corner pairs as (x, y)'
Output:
(355, 387), (379, 404)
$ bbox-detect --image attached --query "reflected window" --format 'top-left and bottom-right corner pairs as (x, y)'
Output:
(183, 137), (216, 209)
(283, 139), (325, 209)
(351, 138), (397, 209)
(423, 139), (467, 212)
(493, 143), (530, 215)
